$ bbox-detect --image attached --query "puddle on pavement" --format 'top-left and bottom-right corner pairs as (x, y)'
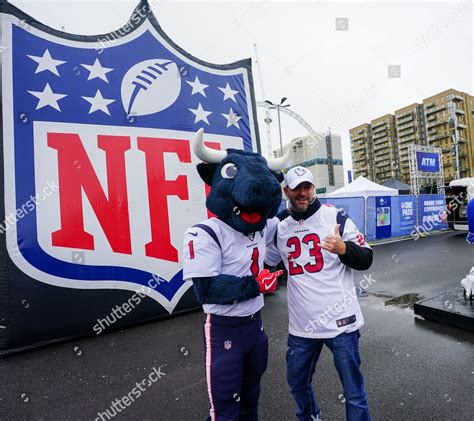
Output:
(362, 291), (423, 311)
(384, 293), (420, 309)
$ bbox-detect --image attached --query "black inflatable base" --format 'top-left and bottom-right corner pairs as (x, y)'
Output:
(0, 305), (200, 358)
(414, 287), (474, 332)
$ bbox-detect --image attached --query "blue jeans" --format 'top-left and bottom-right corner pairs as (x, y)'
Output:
(286, 331), (371, 421)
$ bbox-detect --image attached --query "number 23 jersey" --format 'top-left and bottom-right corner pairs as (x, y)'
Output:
(266, 204), (371, 338)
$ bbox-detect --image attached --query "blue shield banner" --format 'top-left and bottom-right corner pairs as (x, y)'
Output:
(0, 1), (260, 353)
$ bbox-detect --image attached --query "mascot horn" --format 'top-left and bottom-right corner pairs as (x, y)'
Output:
(192, 128), (290, 234)
(182, 128), (290, 421)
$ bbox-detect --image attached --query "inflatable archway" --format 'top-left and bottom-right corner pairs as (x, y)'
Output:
(0, 0), (261, 354)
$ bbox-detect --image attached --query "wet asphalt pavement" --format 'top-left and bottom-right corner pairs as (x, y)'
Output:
(1, 231), (473, 421)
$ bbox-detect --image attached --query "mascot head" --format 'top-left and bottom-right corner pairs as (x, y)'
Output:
(193, 129), (290, 234)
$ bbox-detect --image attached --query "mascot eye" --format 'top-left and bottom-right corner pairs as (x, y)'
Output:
(221, 163), (238, 179)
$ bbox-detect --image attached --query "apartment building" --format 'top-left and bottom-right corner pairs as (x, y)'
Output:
(468, 94), (474, 172)
(370, 114), (398, 183)
(349, 123), (373, 180)
(423, 89), (473, 181)
(350, 88), (474, 185)
(394, 103), (426, 184)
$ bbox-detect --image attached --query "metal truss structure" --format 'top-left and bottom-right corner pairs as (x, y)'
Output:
(408, 144), (445, 196)
(256, 101), (324, 156)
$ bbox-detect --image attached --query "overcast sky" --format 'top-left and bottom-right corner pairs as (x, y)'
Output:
(9, 0), (474, 182)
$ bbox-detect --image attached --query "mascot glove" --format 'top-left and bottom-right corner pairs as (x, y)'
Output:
(256, 269), (283, 293)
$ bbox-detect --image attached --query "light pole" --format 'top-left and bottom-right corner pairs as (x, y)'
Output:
(265, 97), (291, 156)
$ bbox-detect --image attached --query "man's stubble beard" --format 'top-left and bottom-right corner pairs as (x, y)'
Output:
(290, 195), (313, 213)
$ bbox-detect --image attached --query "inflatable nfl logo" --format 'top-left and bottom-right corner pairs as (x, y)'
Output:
(0, 1), (260, 314)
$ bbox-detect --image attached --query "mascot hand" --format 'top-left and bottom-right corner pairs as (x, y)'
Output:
(256, 269), (283, 293)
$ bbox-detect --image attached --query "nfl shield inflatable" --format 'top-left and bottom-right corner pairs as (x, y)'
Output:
(0, 0), (260, 354)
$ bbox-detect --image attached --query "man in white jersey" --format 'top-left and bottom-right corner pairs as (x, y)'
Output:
(266, 166), (373, 421)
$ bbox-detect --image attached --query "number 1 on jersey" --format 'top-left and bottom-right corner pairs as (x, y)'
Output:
(250, 247), (259, 277)
(188, 240), (195, 259)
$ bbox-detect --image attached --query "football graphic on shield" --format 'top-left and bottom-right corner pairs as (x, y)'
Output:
(121, 59), (181, 116)
(0, 0), (259, 354)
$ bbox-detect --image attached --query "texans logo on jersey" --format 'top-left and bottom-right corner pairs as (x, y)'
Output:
(1, 6), (259, 313)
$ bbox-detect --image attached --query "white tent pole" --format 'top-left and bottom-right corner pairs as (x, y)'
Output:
(364, 197), (368, 238)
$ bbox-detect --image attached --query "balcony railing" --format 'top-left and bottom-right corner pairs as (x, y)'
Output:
(396, 114), (414, 123)
(371, 120), (390, 130)
(373, 140), (392, 147)
(372, 125), (387, 134)
(428, 133), (449, 142)
(372, 133), (389, 141)
(425, 105), (445, 115)
(426, 119), (448, 129)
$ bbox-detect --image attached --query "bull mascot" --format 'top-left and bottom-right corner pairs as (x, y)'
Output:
(182, 128), (289, 421)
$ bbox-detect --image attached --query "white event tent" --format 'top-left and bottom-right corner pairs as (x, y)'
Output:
(327, 176), (398, 198)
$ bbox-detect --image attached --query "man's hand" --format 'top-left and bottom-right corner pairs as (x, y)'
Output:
(318, 224), (346, 255)
(256, 269), (283, 293)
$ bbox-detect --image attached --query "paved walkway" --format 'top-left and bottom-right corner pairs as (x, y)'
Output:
(1, 231), (473, 420)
